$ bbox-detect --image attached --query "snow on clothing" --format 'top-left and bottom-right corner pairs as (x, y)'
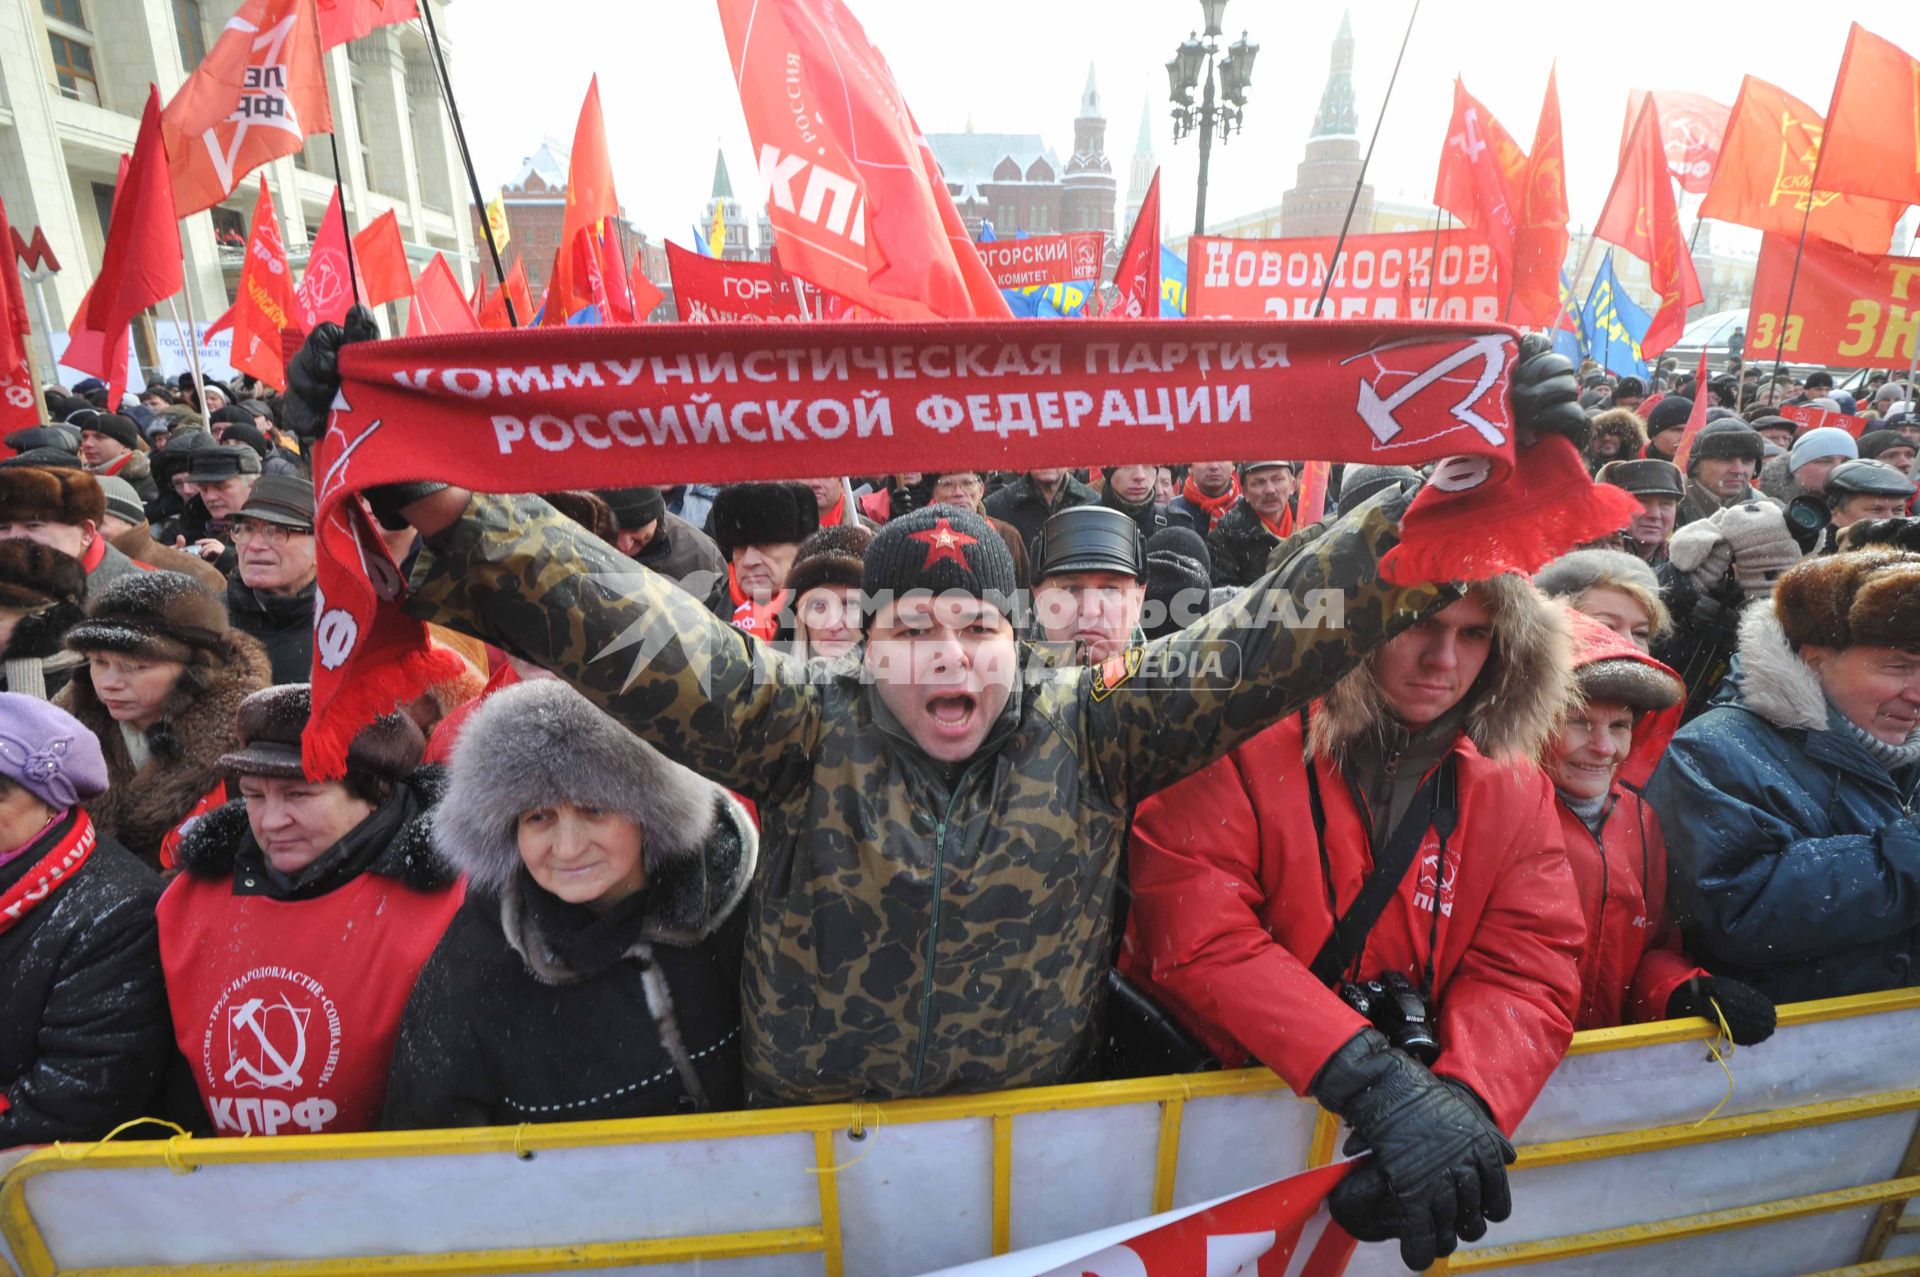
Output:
(983, 471), (1099, 559)
(1647, 602), (1920, 1005)
(225, 579), (315, 685)
(1, 811), (171, 1147)
(157, 768), (463, 1136)
(1207, 498), (1296, 589)
(400, 490), (1451, 1104)
(1121, 576), (1583, 1134)
(57, 576), (271, 870)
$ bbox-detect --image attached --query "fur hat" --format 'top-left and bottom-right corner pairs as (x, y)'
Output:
(707, 481), (819, 560)
(1310, 574), (1575, 767)
(433, 679), (731, 896)
(1588, 407), (1648, 457)
(0, 465), (105, 525)
(217, 684), (424, 782)
(1774, 548), (1920, 651)
(1533, 548), (1662, 601)
(1563, 608), (1683, 715)
(785, 524), (872, 601)
(1596, 458), (1684, 499)
(64, 570), (231, 663)
(0, 539), (86, 611)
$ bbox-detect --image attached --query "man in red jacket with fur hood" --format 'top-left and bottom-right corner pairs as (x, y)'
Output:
(1122, 574), (1585, 1272)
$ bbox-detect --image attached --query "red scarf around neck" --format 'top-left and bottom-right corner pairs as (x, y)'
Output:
(0, 809), (96, 938)
(303, 319), (1636, 776)
(727, 566), (789, 641)
(1181, 473), (1242, 529)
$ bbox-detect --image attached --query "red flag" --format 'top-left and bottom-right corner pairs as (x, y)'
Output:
(161, 0), (332, 217)
(314, 0), (418, 49)
(468, 267), (489, 319)
(1433, 79), (1526, 295)
(1621, 90), (1731, 194)
(1595, 98), (1701, 357)
(405, 254), (479, 337)
(1699, 75), (1904, 255)
(477, 257), (531, 330)
(1510, 68), (1570, 328)
(540, 77), (619, 325)
(1107, 169), (1161, 320)
(0, 194), (29, 376)
(597, 221), (634, 324)
(1818, 24), (1920, 208)
(716, 0), (1008, 320)
(629, 256), (664, 322)
(1295, 460), (1331, 526)
(352, 209), (412, 308)
(1669, 347), (1715, 472)
(291, 189), (366, 331)
(67, 88), (182, 405)
(224, 176), (296, 390)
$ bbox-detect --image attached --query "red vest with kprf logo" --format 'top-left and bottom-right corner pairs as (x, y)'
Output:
(156, 870), (463, 1136)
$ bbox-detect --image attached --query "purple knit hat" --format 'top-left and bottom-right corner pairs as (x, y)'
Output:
(0, 693), (110, 809)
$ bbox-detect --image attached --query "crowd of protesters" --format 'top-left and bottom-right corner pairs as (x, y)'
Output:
(3, 335), (1919, 1271)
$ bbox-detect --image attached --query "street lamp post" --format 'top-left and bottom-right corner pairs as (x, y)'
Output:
(1167, 0), (1258, 237)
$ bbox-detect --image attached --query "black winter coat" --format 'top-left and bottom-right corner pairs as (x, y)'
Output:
(635, 511), (727, 600)
(984, 473), (1099, 559)
(383, 797), (757, 1128)
(1207, 500), (1286, 588)
(1, 814), (171, 1147)
(226, 579), (315, 685)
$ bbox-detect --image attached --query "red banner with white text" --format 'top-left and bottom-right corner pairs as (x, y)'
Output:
(667, 243), (808, 322)
(976, 232), (1107, 289)
(303, 318), (1636, 776)
(1744, 233), (1920, 368)
(1186, 230), (1503, 322)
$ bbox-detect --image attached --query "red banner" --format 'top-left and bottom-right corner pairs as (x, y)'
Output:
(1782, 403), (1873, 439)
(976, 232), (1107, 289)
(666, 243), (808, 322)
(1744, 233), (1920, 368)
(1186, 229), (1502, 321)
(304, 318), (1640, 776)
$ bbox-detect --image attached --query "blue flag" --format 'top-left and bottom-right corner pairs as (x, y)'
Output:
(1551, 270), (1587, 364)
(1581, 251), (1650, 378)
(692, 223), (713, 258)
(979, 221), (997, 242)
(1159, 245), (1187, 317)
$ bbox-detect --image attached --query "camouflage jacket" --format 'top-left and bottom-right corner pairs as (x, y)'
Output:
(406, 491), (1444, 1105)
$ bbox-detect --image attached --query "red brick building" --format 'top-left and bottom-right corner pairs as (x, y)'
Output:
(468, 140), (669, 317)
(927, 65), (1115, 241)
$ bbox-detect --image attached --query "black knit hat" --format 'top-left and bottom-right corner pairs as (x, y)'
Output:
(599, 486), (667, 531)
(1686, 419), (1764, 473)
(81, 414), (141, 452)
(786, 524), (872, 601)
(1646, 397), (1693, 434)
(860, 503), (1015, 617)
(707, 481), (818, 560)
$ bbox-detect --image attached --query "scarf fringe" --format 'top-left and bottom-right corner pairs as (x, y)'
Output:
(301, 645), (466, 779)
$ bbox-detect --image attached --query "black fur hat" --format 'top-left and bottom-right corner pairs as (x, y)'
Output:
(707, 481), (819, 560)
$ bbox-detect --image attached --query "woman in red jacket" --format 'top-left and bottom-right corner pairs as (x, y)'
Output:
(1548, 608), (1775, 1042)
(1123, 575), (1584, 1272)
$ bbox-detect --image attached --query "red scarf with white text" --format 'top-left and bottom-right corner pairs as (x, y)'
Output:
(302, 319), (1636, 775)
(0, 809), (96, 938)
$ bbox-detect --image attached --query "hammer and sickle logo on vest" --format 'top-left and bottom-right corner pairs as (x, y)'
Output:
(225, 994), (310, 1090)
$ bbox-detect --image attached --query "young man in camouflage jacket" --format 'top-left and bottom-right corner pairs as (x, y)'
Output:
(290, 325), (1584, 1107)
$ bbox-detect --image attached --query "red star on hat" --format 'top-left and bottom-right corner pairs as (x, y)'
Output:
(907, 517), (979, 571)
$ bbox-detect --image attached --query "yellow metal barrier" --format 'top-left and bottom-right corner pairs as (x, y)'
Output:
(6, 985), (1920, 1276)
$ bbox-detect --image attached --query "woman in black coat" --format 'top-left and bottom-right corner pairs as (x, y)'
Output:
(383, 678), (757, 1128)
(1, 693), (172, 1147)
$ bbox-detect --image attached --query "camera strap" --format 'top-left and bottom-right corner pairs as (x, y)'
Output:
(1304, 710), (1459, 990)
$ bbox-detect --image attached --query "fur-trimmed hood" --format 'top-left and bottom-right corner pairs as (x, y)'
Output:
(433, 679), (758, 945)
(1586, 408), (1649, 467)
(173, 764), (459, 891)
(56, 628), (270, 865)
(1308, 574), (1576, 766)
(1726, 599), (1827, 732)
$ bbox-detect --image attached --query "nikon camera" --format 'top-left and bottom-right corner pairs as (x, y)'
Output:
(1340, 971), (1440, 1064)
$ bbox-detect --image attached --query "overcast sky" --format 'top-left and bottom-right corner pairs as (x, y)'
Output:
(446, 0), (1920, 254)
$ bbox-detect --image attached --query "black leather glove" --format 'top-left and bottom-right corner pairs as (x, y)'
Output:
(1509, 332), (1588, 451)
(365, 482), (451, 530)
(1313, 1030), (1515, 1271)
(1667, 976), (1777, 1046)
(1836, 517), (1920, 554)
(284, 305), (380, 441)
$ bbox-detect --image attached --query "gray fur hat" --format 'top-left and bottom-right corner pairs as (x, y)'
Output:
(434, 678), (732, 897)
(1532, 548), (1661, 601)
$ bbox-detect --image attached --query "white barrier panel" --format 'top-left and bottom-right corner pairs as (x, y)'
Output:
(5, 992), (1920, 1276)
